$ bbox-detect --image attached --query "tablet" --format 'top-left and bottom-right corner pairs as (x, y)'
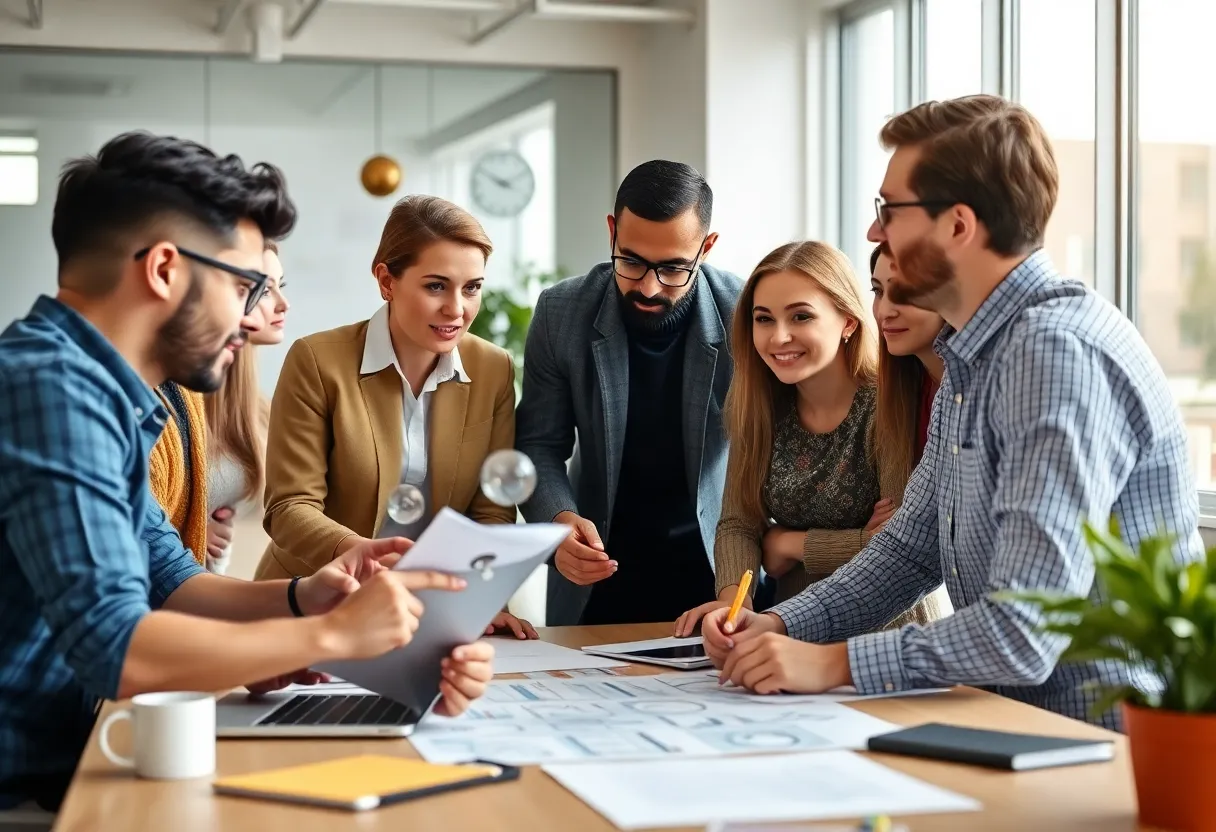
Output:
(581, 636), (713, 669)
(317, 509), (570, 714)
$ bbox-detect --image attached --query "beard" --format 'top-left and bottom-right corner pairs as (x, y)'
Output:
(617, 280), (697, 334)
(155, 267), (244, 394)
(886, 238), (960, 311)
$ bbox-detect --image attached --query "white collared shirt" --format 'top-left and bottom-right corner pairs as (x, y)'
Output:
(361, 304), (470, 493)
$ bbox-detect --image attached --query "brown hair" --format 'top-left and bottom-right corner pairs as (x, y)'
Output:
(205, 345), (268, 504)
(723, 241), (878, 527)
(371, 194), (492, 276)
(868, 245), (928, 497)
(879, 94), (1058, 257)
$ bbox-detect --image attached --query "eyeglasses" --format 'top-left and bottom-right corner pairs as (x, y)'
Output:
(874, 197), (958, 229)
(610, 233), (708, 288)
(134, 245), (270, 316)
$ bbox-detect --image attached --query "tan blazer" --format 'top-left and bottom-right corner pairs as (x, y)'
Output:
(253, 320), (517, 581)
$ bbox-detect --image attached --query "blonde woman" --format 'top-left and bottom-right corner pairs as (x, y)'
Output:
(675, 241), (942, 636)
(253, 195), (535, 638)
(204, 240), (290, 574)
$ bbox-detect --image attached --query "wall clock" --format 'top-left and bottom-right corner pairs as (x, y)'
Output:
(470, 148), (535, 218)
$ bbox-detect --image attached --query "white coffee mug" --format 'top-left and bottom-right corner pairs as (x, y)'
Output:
(98, 692), (216, 779)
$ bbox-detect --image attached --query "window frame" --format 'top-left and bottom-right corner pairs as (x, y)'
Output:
(826, 0), (1216, 511)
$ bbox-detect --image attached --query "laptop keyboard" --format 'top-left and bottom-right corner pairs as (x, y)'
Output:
(257, 695), (419, 727)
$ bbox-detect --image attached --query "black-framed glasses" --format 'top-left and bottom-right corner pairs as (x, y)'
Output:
(610, 233), (707, 288)
(134, 245), (270, 315)
(874, 197), (958, 229)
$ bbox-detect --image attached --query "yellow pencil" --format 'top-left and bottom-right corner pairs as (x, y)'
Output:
(726, 569), (753, 628)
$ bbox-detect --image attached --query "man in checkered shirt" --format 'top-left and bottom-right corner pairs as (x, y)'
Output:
(702, 94), (1204, 731)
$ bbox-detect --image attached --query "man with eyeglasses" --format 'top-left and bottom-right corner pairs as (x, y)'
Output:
(699, 95), (1203, 731)
(0, 132), (495, 812)
(515, 159), (743, 626)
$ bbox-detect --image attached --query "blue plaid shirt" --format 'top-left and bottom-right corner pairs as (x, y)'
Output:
(770, 250), (1204, 731)
(0, 296), (203, 808)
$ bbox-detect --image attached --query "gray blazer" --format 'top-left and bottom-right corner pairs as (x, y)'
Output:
(515, 261), (744, 624)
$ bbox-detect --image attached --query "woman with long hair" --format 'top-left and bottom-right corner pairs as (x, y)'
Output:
(869, 244), (952, 616)
(203, 240), (289, 575)
(253, 194), (534, 638)
(675, 241), (941, 636)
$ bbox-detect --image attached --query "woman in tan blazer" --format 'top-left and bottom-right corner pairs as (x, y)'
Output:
(254, 194), (535, 638)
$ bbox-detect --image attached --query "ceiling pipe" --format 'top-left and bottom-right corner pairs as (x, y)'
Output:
(533, 0), (693, 24)
(286, 0), (327, 37)
(27, 0), (43, 29)
(324, 0), (694, 27)
(215, 0), (243, 34)
(327, 0), (508, 10)
(469, 0), (531, 45)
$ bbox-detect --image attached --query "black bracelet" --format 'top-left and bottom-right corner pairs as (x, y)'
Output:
(287, 576), (305, 617)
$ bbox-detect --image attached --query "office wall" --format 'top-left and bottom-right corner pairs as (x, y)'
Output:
(0, 51), (615, 392)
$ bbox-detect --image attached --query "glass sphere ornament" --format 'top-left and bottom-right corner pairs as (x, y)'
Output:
(386, 483), (425, 524)
(479, 450), (538, 507)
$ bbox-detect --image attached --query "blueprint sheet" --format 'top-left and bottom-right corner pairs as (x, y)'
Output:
(408, 672), (900, 765)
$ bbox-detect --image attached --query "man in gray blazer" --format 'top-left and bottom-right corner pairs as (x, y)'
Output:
(515, 160), (743, 626)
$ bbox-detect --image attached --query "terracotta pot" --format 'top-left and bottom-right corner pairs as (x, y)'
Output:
(1124, 702), (1216, 831)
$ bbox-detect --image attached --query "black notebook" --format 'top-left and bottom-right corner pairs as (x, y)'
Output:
(866, 722), (1115, 771)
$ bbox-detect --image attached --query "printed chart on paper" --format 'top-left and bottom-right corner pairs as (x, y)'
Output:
(409, 671), (903, 765)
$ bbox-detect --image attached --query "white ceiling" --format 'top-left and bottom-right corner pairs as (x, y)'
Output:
(0, 50), (551, 138)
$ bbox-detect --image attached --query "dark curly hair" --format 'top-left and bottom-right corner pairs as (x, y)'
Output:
(52, 131), (297, 293)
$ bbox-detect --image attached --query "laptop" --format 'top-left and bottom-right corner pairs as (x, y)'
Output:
(218, 509), (570, 739)
(216, 687), (425, 738)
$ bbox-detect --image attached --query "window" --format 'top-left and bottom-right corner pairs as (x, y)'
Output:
(840, 5), (896, 279)
(1137, 1), (1216, 491)
(1017, 0), (1096, 287)
(924, 0), (982, 100)
(0, 136), (38, 206)
(1180, 161), (1209, 209)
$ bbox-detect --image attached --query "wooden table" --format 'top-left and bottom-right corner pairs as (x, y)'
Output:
(53, 624), (1146, 831)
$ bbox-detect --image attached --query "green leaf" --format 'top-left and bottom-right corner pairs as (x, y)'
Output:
(1165, 617), (1197, 638)
(1014, 520), (1216, 714)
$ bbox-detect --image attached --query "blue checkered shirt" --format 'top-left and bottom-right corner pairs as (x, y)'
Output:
(0, 296), (203, 808)
(770, 250), (1204, 731)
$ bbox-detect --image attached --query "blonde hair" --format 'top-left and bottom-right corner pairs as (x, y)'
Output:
(372, 194), (492, 276)
(204, 345), (268, 504)
(204, 236), (276, 503)
(723, 241), (878, 527)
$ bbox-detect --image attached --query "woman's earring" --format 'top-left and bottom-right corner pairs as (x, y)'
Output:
(843, 333), (851, 344)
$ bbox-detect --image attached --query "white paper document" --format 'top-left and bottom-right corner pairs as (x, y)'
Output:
(487, 636), (627, 675)
(650, 670), (953, 704)
(392, 508), (570, 572)
(542, 750), (981, 829)
(409, 673), (899, 765)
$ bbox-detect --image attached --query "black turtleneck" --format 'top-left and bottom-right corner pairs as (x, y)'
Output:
(580, 281), (716, 626)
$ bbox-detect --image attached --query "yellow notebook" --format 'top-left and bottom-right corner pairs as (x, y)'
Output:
(212, 755), (518, 811)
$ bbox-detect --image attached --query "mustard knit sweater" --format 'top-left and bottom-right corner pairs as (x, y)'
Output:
(148, 384), (210, 566)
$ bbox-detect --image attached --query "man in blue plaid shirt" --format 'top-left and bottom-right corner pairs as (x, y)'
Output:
(703, 95), (1204, 731)
(0, 133), (494, 811)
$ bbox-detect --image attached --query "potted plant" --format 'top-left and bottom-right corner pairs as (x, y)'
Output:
(998, 518), (1216, 831)
(466, 261), (564, 397)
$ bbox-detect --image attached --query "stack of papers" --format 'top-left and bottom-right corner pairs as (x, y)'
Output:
(542, 751), (980, 829)
(409, 672), (902, 765)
